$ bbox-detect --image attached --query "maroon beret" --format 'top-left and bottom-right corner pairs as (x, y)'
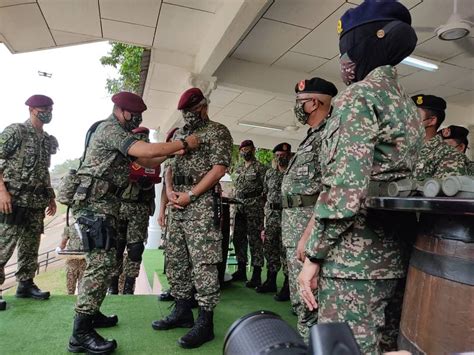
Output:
(112, 92), (147, 113)
(25, 94), (54, 107)
(239, 140), (254, 149)
(166, 127), (179, 142)
(132, 126), (149, 135)
(177, 87), (205, 110)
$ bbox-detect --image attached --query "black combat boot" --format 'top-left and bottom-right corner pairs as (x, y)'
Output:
(15, 279), (50, 300)
(107, 277), (119, 295)
(231, 262), (247, 282)
(122, 277), (135, 295)
(177, 308), (214, 349)
(0, 290), (6, 311)
(274, 275), (290, 301)
(91, 311), (118, 328)
(158, 289), (174, 302)
(256, 271), (277, 293)
(245, 266), (262, 288)
(151, 299), (194, 330)
(68, 313), (117, 354)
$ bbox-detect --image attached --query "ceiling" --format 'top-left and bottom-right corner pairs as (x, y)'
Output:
(0, 0), (473, 148)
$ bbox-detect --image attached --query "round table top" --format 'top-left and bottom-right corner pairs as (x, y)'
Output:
(366, 197), (474, 215)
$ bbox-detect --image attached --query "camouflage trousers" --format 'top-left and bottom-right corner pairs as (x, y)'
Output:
(66, 258), (86, 295)
(113, 203), (149, 278)
(318, 277), (404, 354)
(0, 208), (44, 284)
(263, 214), (287, 275)
(167, 216), (221, 311)
(286, 247), (318, 342)
(233, 209), (264, 267)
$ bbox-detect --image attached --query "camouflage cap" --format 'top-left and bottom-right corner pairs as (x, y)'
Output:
(273, 142), (291, 153)
(112, 92), (147, 113)
(177, 87), (206, 110)
(25, 94), (54, 107)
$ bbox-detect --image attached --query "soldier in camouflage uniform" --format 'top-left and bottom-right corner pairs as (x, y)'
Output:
(59, 226), (87, 295)
(256, 143), (291, 296)
(0, 95), (58, 308)
(232, 140), (267, 288)
(299, 3), (423, 353)
(108, 127), (156, 295)
(412, 95), (468, 180)
(63, 92), (199, 354)
(439, 125), (473, 176)
(282, 78), (338, 341)
(152, 88), (232, 349)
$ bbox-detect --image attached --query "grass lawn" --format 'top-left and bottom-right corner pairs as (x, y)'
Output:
(1, 250), (296, 354)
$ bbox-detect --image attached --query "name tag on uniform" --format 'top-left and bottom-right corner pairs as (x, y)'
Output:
(297, 166), (309, 176)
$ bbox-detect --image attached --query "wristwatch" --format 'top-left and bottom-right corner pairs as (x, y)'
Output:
(188, 190), (198, 203)
(180, 138), (189, 150)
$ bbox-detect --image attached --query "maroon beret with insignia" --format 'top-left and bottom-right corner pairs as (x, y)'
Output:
(177, 87), (206, 110)
(112, 92), (147, 113)
(239, 140), (254, 149)
(25, 94), (54, 107)
(273, 142), (291, 153)
(132, 126), (150, 135)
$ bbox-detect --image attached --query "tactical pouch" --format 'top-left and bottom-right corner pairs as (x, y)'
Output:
(0, 205), (28, 225)
(75, 215), (117, 252)
(57, 169), (81, 206)
(73, 176), (93, 202)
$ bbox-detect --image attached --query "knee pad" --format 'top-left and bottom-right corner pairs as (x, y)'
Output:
(127, 242), (145, 262)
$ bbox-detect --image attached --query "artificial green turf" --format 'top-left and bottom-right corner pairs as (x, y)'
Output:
(1, 250), (296, 354)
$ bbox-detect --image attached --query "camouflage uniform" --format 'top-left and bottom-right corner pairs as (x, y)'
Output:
(66, 259), (86, 295)
(72, 114), (139, 315)
(306, 66), (424, 354)
(263, 168), (286, 275)
(167, 119), (232, 310)
(281, 122), (324, 340)
(233, 160), (267, 268)
(412, 134), (468, 180)
(0, 119), (57, 285)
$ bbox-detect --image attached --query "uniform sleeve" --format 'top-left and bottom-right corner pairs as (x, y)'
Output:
(100, 122), (139, 156)
(263, 170), (270, 195)
(0, 124), (21, 160)
(306, 95), (378, 260)
(434, 148), (468, 178)
(208, 125), (233, 167)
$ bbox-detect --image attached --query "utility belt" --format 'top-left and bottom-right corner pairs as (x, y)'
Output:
(173, 175), (202, 186)
(121, 189), (154, 203)
(0, 205), (31, 225)
(74, 214), (117, 252)
(282, 194), (318, 209)
(5, 181), (53, 198)
(237, 191), (263, 200)
(269, 202), (282, 210)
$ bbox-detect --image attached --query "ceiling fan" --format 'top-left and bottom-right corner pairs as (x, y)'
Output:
(414, 0), (474, 55)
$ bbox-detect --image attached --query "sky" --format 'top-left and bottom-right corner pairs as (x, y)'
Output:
(0, 41), (119, 168)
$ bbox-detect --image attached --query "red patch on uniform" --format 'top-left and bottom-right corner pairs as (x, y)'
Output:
(298, 80), (305, 92)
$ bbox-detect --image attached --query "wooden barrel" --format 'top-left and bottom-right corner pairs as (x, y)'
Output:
(399, 213), (474, 354)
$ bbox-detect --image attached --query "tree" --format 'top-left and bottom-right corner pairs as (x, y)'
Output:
(100, 42), (143, 94)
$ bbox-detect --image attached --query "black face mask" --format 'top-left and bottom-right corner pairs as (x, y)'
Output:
(123, 113), (143, 132)
(240, 151), (253, 161)
(277, 156), (290, 167)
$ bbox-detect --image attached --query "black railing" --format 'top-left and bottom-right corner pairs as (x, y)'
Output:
(4, 248), (61, 283)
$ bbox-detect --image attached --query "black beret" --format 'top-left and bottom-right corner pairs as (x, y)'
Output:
(411, 94), (446, 111)
(112, 92), (147, 113)
(440, 125), (469, 142)
(239, 140), (254, 149)
(295, 77), (338, 97)
(338, 0), (411, 38)
(25, 94), (54, 107)
(273, 142), (291, 153)
(177, 87), (206, 110)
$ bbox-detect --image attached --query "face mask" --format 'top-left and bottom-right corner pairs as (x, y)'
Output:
(183, 110), (201, 128)
(277, 156), (290, 167)
(240, 151), (253, 161)
(123, 113), (142, 132)
(340, 53), (356, 86)
(294, 101), (310, 125)
(36, 111), (52, 124)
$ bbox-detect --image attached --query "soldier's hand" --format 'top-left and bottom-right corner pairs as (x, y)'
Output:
(59, 238), (67, 250)
(185, 134), (200, 149)
(0, 189), (13, 214)
(158, 212), (166, 227)
(298, 258), (320, 311)
(260, 230), (266, 242)
(174, 191), (191, 208)
(46, 198), (57, 216)
(166, 189), (179, 205)
(296, 238), (306, 262)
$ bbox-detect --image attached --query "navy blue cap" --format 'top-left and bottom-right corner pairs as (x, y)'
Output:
(411, 94), (446, 111)
(338, 0), (411, 38)
(273, 142), (291, 153)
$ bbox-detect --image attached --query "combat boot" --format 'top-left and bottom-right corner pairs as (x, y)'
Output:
(16, 279), (50, 300)
(0, 291), (6, 311)
(245, 266), (262, 288)
(122, 277), (135, 295)
(231, 262), (247, 282)
(107, 276), (119, 295)
(68, 313), (117, 354)
(151, 299), (194, 330)
(158, 289), (174, 302)
(91, 311), (118, 328)
(178, 308), (214, 349)
(274, 275), (290, 301)
(256, 271), (277, 293)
